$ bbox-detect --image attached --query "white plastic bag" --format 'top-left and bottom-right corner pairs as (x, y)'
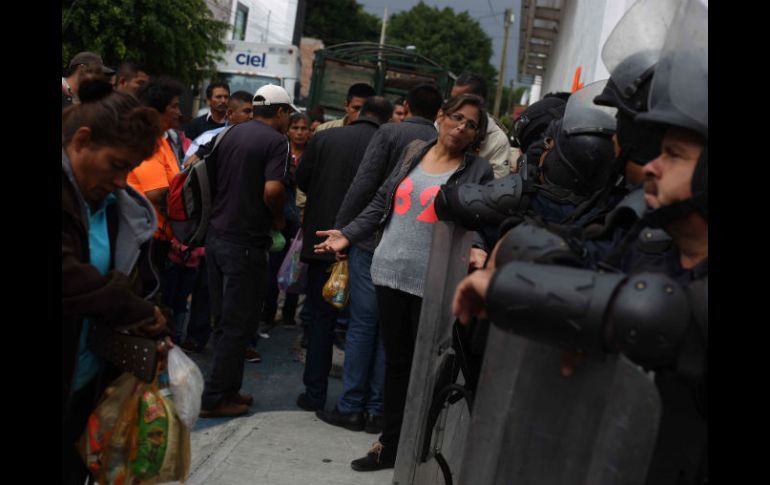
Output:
(167, 346), (204, 429)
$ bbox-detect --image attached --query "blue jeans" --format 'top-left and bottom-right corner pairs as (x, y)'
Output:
(302, 260), (340, 408)
(202, 235), (268, 410)
(336, 247), (385, 416)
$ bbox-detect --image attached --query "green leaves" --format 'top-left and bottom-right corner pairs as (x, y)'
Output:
(303, 0), (381, 45)
(387, 2), (497, 84)
(62, 0), (229, 84)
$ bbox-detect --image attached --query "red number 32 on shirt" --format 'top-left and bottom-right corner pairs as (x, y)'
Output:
(394, 177), (442, 224)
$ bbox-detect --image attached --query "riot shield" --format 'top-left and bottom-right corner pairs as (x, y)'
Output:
(458, 326), (662, 485)
(636, 0), (708, 137)
(601, 0), (680, 97)
(562, 80), (617, 136)
(393, 221), (474, 485)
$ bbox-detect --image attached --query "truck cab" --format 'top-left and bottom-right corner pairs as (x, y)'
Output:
(195, 41), (301, 115)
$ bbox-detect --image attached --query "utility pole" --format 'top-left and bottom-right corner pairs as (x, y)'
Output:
(493, 9), (514, 118)
(378, 7), (389, 90)
(379, 7), (389, 47)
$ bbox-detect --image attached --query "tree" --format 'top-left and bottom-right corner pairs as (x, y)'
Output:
(303, 0), (381, 46)
(62, 0), (229, 84)
(387, 2), (497, 91)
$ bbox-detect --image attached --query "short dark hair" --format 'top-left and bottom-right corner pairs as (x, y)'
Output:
(347, 83), (376, 103)
(394, 97), (406, 106)
(63, 79), (162, 161)
(253, 104), (291, 119)
(116, 60), (150, 82)
(229, 90), (253, 105)
(360, 96), (394, 124)
(406, 84), (443, 120)
(441, 93), (489, 152)
(206, 81), (230, 99)
(307, 106), (325, 123)
(136, 77), (184, 113)
(289, 112), (310, 126)
(455, 72), (488, 100)
(544, 91), (571, 102)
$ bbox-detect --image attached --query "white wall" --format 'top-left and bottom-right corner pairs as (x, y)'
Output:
(231, 0), (298, 45)
(541, 0), (637, 93)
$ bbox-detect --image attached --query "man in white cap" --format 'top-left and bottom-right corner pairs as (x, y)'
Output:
(62, 51), (115, 107)
(199, 84), (298, 417)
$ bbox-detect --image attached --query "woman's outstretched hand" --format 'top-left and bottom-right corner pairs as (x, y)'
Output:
(314, 229), (350, 254)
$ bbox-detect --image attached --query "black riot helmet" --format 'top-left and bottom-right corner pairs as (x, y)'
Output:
(594, 0), (680, 165)
(512, 94), (568, 150)
(539, 81), (617, 197)
(636, 0), (708, 224)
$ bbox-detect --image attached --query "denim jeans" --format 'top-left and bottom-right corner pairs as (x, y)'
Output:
(201, 235), (268, 410)
(336, 247), (385, 416)
(302, 260), (339, 408)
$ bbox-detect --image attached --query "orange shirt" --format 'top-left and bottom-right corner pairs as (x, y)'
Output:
(127, 138), (179, 239)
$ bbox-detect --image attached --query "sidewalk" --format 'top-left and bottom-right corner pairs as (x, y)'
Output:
(179, 324), (393, 485)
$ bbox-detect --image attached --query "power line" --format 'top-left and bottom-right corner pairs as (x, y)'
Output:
(487, 0), (501, 26)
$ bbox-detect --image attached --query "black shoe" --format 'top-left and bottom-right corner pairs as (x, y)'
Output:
(350, 441), (396, 472)
(364, 412), (384, 434)
(316, 408), (364, 432)
(296, 393), (323, 411)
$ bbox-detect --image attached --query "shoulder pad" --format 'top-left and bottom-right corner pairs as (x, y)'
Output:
(636, 227), (673, 253)
(603, 188), (646, 228)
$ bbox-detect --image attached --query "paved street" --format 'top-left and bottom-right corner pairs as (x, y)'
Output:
(174, 324), (394, 485)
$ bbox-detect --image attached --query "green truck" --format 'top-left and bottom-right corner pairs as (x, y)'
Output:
(307, 42), (456, 119)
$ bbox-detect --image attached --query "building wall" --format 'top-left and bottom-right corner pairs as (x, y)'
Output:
(231, 0), (298, 45)
(205, 0), (234, 24)
(300, 37), (324, 100)
(541, 0), (637, 94)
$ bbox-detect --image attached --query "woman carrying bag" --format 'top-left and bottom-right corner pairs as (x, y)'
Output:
(314, 94), (494, 471)
(62, 79), (173, 485)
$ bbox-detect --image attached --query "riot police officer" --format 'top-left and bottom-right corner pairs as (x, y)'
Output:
(452, 0), (707, 482)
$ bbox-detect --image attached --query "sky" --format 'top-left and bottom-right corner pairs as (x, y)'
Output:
(357, 0), (524, 87)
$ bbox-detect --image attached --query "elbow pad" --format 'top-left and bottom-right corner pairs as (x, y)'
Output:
(608, 273), (690, 369)
(435, 173), (526, 231)
(494, 222), (584, 268)
(487, 262), (625, 356)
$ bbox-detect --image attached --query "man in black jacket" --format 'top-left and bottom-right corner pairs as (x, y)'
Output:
(295, 96), (393, 412)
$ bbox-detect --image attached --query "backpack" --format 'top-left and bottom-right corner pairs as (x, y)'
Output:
(166, 126), (232, 247)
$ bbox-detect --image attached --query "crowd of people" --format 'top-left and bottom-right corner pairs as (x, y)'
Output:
(63, 0), (706, 481)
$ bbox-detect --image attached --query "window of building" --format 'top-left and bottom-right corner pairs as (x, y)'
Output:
(233, 3), (248, 41)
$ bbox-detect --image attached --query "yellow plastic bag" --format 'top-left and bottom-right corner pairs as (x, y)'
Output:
(322, 260), (350, 309)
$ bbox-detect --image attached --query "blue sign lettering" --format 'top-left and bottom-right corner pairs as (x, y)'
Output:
(235, 52), (267, 68)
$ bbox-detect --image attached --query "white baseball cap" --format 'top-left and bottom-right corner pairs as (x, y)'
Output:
(253, 84), (300, 113)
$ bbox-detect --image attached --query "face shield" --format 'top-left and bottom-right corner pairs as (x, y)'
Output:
(635, 0), (708, 139)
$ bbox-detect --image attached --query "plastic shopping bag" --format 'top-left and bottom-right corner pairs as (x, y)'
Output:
(78, 370), (191, 485)
(277, 228), (308, 294)
(322, 260), (350, 309)
(167, 346), (204, 429)
(79, 372), (142, 484)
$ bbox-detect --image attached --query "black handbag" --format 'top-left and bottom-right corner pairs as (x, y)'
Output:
(87, 321), (159, 383)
